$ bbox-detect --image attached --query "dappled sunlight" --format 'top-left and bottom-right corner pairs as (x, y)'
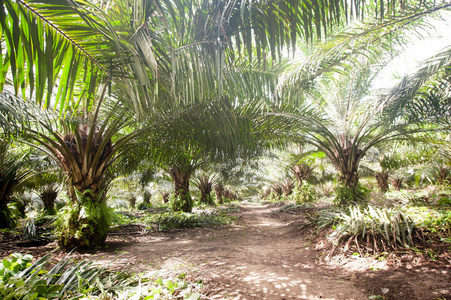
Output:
(94, 203), (370, 299)
(257, 220), (286, 227)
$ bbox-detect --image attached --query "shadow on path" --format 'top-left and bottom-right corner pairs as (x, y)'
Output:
(101, 202), (367, 300)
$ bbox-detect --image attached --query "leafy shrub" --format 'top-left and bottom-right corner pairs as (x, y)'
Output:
(137, 202), (153, 211)
(0, 253), (33, 284)
(295, 182), (316, 204)
(420, 210), (451, 243)
(437, 196), (451, 207)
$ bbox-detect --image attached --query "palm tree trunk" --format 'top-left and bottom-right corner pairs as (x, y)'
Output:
(339, 171), (359, 187)
(214, 184), (224, 205)
(375, 171), (389, 193)
(59, 180), (110, 250)
(292, 163), (313, 187)
(391, 177), (403, 190)
(169, 166), (193, 213)
(56, 127), (113, 250)
(40, 185), (58, 215)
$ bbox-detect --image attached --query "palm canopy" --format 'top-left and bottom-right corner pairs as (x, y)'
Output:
(2, 0), (442, 113)
(262, 13), (448, 194)
(384, 45), (451, 126)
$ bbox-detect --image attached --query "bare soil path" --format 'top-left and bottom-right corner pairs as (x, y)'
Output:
(100, 203), (368, 299)
(2, 202), (449, 299)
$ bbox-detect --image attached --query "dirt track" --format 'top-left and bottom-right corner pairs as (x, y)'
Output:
(100, 203), (368, 299)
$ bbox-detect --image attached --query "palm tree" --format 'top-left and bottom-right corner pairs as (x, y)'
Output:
(193, 173), (217, 205)
(214, 181), (225, 205)
(25, 156), (63, 215)
(264, 16), (449, 203)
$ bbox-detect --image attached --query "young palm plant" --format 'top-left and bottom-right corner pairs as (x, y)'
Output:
(193, 173), (217, 206)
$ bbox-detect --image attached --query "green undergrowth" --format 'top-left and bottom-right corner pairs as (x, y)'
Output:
(308, 204), (451, 257)
(156, 211), (235, 230)
(111, 205), (237, 231)
(0, 252), (203, 300)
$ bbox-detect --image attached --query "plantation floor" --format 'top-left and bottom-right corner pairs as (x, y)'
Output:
(99, 202), (451, 300)
(2, 202), (450, 299)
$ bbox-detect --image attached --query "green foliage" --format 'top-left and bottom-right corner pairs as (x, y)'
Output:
(157, 211), (234, 231)
(0, 252), (103, 299)
(334, 183), (370, 205)
(336, 205), (416, 249)
(115, 277), (201, 300)
(55, 197), (114, 250)
(0, 253), (202, 299)
(137, 202), (153, 211)
(437, 196), (451, 207)
(110, 205), (235, 231)
(0, 203), (20, 229)
(0, 253), (32, 284)
(305, 207), (343, 229)
(420, 210), (451, 243)
(198, 194), (215, 206)
(295, 182), (316, 204)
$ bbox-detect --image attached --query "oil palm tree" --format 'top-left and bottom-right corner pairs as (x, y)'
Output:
(24, 155), (63, 215)
(193, 173), (217, 205)
(264, 15), (449, 203)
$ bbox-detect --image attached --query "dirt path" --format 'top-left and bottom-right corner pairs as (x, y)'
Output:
(101, 203), (368, 299)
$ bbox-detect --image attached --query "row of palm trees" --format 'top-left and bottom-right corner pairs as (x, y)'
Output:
(1, 0), (451, 250)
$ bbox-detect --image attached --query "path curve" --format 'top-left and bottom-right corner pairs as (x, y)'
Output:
(102, 203), (367, 299)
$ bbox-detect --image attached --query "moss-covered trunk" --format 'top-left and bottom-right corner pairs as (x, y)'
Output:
(58, 181), (110, 251)
(169, 166), (193, 212)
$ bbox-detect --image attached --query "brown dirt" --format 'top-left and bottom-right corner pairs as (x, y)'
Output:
(1, 202), (450, 299)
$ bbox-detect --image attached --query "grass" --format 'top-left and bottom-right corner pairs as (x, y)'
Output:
(111, 204), (237, 231)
